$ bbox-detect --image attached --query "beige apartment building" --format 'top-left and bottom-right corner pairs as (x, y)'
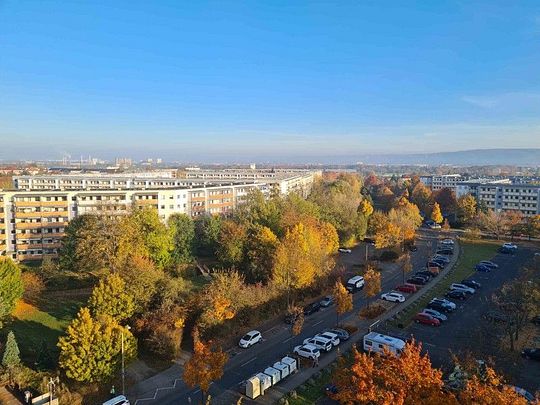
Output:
(1, 170), (318, 261)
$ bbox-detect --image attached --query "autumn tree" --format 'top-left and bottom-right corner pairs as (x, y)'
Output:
(410, 182), (433, 215)
(503, 211), (523, 241)
(431, 202), (443, 224)
(401, 253), (413, 284)
(363, 266), (381, 307)
(457, 194), (477, 226)
(183, 328), (228, 403)
(369, 211), (402, 249)
(356, 199), (374, 241)
(243, 225), (279, 284)
(88, 274), (136, 322)
(523, 215), (540, 240)
(21, 272), (45, 303)
(476, 211), (507, 240)
(433, 187), (458, 215)
(216, 220), (248, 268)
(333, 280), (353, 326)
(168, 213), (195, 264)
(0, 258), (23, 327)
(58, 307), (137, 383)
(387, 200), (423, 249)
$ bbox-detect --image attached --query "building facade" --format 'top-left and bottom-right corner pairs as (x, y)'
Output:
(419, 174), (462, 191)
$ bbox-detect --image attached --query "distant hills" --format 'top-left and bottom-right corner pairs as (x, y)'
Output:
(356, 149), (540, 166)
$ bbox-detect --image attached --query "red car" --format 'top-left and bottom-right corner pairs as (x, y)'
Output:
(414, 313), (441, 326)
(395, 284), (417, 294)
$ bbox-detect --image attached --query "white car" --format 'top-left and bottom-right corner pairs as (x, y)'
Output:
(449, 283), (475, 295)
(338, 248), (352, 253)
(316, 332), (340, 347)
(441, 239), (454, 246)
(430, 298), (457, 310)
(303, 336), (333, 352)
(238, 330), (262, 348)
(381, 292), (406, 303)
(502, 243), (517, 250)
(293, 344), (321, 359)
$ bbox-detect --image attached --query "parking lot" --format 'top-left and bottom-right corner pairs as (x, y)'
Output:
(383, 243), (540, 393)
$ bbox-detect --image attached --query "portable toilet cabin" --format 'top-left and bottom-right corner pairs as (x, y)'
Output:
(273, 361), (290, 379)
(246, 375), (261, 399)
(256, 372), (272, 395)
(281, 356), (297, 374)
(263, 366), (281, 385)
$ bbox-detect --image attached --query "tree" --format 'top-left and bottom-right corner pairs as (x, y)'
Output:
(216, 220), (247, 268)
(523, 215), (540, 240)
(410, 182), (433, 215)
(290, 306), (305, 346)
(476, 211), (507, 240)
(457, 194), (477, 226)
(244, 225), (278, 284)
(442, 218), (451, 231)
(431, 202), (443, 224)
(0, 258), (23, 327)
(21, 272), (45, 303)
(183, 328), (228, 403)
(88, 274), (136, 322)
(503, 211), (523, 241)
(58, 307), (137, 383)
(36, 340), (54, 370)
(401, 253), (412, 284)
(168, 213), (195, 264)
(363, 266), (381, 307)
(433, 187), (457, 215)
(2, 331), (21, 369)
(369, 211), (402, 249)
(195, 214), (222, 256)
(333, 281), (353, 326)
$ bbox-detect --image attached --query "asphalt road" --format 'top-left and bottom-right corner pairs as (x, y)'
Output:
(383, 244), (540, 394)
(132, 232), (439, 404)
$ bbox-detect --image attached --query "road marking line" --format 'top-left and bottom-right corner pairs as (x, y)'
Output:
(264, 325), (278, 334)
(241, 357), (257, 367)
(283, 336), (293, 343)
(313, 320), (324, 326)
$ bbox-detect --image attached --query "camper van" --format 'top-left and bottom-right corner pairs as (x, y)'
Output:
(363, 332), (405, 356)
(346, 275), (365, 293)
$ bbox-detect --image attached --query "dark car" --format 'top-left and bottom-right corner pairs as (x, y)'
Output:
(521, 348), (540, 361)
(320, 296), (334, 308)
(498, 247), (515, 255)
(327, 328), (350, 341)
(461, 279), (481, 289)
(427, 301), (454, 313)
(303, 302), (322, 316)
(324, 383), (338, 396)
(432, 258), (448, 267)
(416, 271), (435, 279)
(479, 260), (498, 269)
(407, 277), (427, 286)
(475, 264), (492, 273)
(436, 248), (454, 256)
(446, 290), (467, 300)
(427, 261), (444, 269)
(363, 237), (376, 245)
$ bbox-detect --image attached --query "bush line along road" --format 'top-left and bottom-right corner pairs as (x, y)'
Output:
(130, 230), (447, 404)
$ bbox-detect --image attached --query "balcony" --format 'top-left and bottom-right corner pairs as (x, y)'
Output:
(15, 222), (43, 229)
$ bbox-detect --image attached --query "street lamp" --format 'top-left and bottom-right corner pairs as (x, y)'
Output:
(48, 376), (59, 405)
(121, 325), (131, 396)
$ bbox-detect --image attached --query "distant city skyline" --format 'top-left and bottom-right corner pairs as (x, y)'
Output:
(1, 1), (539, 160)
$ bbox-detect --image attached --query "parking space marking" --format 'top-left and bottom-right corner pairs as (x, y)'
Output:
(283, 336), (293, 343)
(241, 357), (257, 367)
(313, 320), (324, 327)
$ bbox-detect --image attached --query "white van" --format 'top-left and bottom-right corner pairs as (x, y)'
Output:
(103, 396), (130, 405)
(363, 332), (405, 356)
(346, 275), (365, 293)
(303, 336), (333, 352)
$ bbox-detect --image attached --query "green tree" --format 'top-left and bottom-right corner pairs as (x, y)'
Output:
(89, 274), (135, 322)
(457, 194), (477, 226)
(216, 221), (247, 268)
(118, 255), (163, 314)
(244, 225), (279, 283)
(195, 215), (222, 256)
(2, 331), (21, 369)
(129, 208), (173, 269)
(0, 258), (23, 326)
(168, 213), (195, 264)
(36, 340), (54, 370)
(58, 307), (137, 383)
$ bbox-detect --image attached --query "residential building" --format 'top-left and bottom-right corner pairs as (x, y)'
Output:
(419, 174), (462, 191)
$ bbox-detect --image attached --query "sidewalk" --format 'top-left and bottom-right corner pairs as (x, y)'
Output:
(215, 239), (462, 404)
(0, 387), (22, 405)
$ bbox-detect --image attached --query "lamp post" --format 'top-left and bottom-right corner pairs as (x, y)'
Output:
(48, 376), (59, 405)
(121, 325), (131, 396)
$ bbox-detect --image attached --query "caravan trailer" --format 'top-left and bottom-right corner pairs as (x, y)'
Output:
(363, 332), (405, 356)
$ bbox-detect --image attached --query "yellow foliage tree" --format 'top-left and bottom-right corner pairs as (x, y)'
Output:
(363, 266), (381, 307)
(333, 280), (353, 326)
(431, 202), (443, 224)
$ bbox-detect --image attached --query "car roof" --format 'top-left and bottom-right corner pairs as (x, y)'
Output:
(348, 275), (364, 282)
(302, 344), (318, 350)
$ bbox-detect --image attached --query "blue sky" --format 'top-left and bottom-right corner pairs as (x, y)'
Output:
(1, 1), (539, 162)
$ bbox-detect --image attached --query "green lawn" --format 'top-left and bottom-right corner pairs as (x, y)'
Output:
(0, 291), (88, 369)
(288, 369), (333, 405)
(390, 240), (499, 327)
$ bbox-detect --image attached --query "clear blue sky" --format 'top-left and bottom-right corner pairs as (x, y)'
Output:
(1, 1), (539, 162)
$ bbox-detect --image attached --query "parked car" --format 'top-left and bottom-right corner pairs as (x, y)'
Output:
(427, 301), (453, 313)
(381, 292), (406, 303)
(407, 276), (427, 286)
(440, 238), (455, 246)
(239, 330), (262, 348)
(498, 247), (515, 255)
(363, 237), (376, 245)
(446, 290), (467, 300)
(395, 283), (418, 293)
(508, 386), (535, 403)
(346, 275), (365, 293)
(414, 312), (441, 326)
(338, 247), (352, 253)
(475, 264), (492, 272)
(427, 261), (445, 269)
(422, 308), (448, 322)
(430, 297), (457, 310)
(324, 384), (338, 396)
(449, 283), (475, 294)
(303, 336), (333, 353)
(425, 220), (441, 229)
(502, 242), (517, 250)
(327, 328), (350, 341)
(293, 344), (321, 359)
(316, 332), (340, 346)
(320, 296), (334, 307)
(304, 302), (322, 316)
(431, 258), (448, 267)
(436, 248), (454, 255)
(461, 279), (481, 289)
(479, 260), (498, 269)
(432, 255), (450, 264)
(521, 348), (540, 361)
(415, 270), (435, 279)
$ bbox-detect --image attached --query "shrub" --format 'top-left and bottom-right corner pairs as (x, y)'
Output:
(463, 228), (482, 240)
(22, 272), (45, 303)
(379, 250), (400, 262)
(359, 304), (386, 319)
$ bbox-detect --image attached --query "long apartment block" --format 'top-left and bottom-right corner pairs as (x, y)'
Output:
(2, 170), (318, 261)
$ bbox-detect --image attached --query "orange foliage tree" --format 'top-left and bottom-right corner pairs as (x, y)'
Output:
(363, 266), (381, 307)
(333, 280), (353, 326)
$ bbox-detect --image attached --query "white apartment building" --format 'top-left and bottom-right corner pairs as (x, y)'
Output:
(419, 174), (462, 191)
